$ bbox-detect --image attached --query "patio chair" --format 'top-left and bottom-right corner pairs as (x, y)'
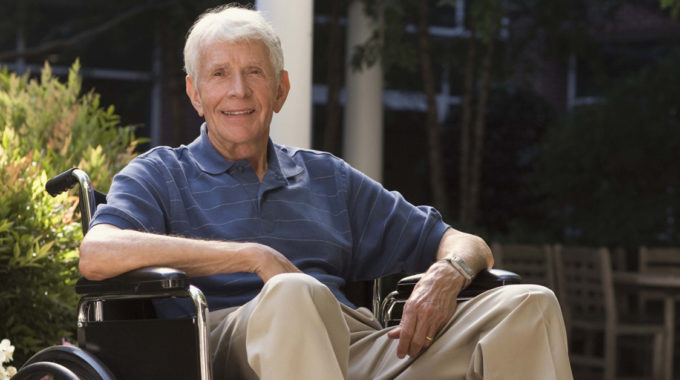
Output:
(491, 242), (556, 291)
(554, 245), (667, 380)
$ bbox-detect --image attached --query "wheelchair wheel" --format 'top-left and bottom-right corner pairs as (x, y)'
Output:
(12, 361), (79, 380)
(13, 345), (115, 380)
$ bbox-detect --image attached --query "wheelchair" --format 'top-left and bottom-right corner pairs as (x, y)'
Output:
(14, 168), (520, 380)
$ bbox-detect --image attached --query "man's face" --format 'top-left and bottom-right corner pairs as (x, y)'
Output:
(186, 39), (289, 158)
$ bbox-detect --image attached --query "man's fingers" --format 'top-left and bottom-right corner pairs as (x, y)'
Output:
(420, 305), (446, 349)
(396, 306), (433, 358)
(408, 314), (434, 357)
(399, 300), (447, 357)
(421, 324), (438, 350)
(387, 326), (401, 340)
(396, 325), (412, 358)
(395, 311), (415, 358)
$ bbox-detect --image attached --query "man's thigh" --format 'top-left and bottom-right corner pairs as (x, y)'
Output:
(352, 284), (571, 380)
(209, 303), (259, 379)
(208, 273), (352, 379)
(345, 285), (536, 380)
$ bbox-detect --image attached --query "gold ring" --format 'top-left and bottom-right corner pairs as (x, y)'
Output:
(425, 336), (433, 341)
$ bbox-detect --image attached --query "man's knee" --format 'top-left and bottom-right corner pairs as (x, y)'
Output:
(261, 272), (335, 304)
(499, 283), (557, 299)
(489, 284), (563, 318)
(264, 272), (324, 290)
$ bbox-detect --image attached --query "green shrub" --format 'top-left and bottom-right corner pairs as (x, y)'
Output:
(0, 61), (142, 365)
(534, 50), (680, 247)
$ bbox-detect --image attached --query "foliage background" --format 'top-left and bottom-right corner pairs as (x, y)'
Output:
(347, 0), (680, 249)
(0, 62), (140, 365)
(534, 50), (680, 247)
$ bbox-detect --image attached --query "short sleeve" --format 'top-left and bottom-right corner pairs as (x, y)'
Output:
(91, 155), (171, 233)
(343, 163), (449, 280)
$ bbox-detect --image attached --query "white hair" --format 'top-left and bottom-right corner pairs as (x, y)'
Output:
(183, 4), (284, 81)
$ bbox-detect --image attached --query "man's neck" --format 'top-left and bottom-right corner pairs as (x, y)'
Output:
(227, 145), (268, 181)
(205, 131), (269, 181)
(248, 155), (268, 181)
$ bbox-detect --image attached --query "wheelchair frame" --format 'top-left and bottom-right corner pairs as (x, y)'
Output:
(14, 169), (212, 380)
(14, 168), (520, 379)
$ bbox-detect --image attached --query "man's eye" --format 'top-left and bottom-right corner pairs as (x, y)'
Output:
(213, 71), (223, 77)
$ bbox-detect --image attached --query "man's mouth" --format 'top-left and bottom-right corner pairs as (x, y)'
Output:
(222, 109), (255, 116)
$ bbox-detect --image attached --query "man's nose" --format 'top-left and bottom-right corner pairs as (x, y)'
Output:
(227, 73), (250, 98)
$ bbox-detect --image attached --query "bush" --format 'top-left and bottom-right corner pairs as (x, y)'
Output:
(0, 61), (141, 365)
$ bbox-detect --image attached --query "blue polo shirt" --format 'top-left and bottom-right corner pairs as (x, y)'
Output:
(92, 123), (449, 313)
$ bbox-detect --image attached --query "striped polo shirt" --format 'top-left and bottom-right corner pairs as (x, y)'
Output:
(92, 123), (449, 313)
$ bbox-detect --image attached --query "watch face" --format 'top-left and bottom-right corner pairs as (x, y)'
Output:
(452, 257), (474, 279)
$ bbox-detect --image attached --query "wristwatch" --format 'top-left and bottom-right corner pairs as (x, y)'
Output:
(440, 256), (475, 285)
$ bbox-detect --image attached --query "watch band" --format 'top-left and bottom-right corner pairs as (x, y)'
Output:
(440, 256), (474, 286)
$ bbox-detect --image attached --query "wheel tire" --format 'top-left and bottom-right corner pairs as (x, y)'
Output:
(12, 361), (79, 380)
(14, 345), (115, 380)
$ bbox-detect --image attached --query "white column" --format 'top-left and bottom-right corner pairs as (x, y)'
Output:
(256, 0), (314, 149)
(343, 1), (384, 182)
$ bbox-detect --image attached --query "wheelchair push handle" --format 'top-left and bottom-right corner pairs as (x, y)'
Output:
(46, 168), (79, 196)
(46, 168), (99, 233)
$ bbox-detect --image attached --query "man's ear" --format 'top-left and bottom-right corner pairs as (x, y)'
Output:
(186, 75), (204, 117)
(273, 70), (290, 113)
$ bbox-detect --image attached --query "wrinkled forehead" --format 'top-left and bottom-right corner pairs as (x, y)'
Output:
(200, 34), (279, 70)
(198, 39), (272, 69)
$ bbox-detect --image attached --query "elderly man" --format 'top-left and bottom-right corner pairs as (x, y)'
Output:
(80, 4), (573, 380)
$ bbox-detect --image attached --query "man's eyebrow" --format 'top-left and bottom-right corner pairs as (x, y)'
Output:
(206, 62), (229, 71)
(244, 60), (267, 68)
(208, 60), (266, 69)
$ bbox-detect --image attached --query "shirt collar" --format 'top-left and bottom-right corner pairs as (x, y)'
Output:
(187, 123), (304, 180)
(271, 143), (304, 181)
(187, 123), (236, 175)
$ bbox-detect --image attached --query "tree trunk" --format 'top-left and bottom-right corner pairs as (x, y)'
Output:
(321, 0), (345, 155)
(468, 36), (496, 223)
(458, 26), (477, 224)
(159, 8), (190, 147)
(417, 0), (449, 216)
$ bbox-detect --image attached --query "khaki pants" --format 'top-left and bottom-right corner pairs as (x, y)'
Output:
(209, 273), (573, 380)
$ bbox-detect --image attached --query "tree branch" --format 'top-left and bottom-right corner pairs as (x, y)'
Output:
(0, 1), (175, 62)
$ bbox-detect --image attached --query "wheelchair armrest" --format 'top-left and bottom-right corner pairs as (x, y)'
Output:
(396, 268), (521, 299)
(75, 267), (190, 296)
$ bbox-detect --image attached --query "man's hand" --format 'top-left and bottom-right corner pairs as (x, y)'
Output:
(251, 244), (302, 283)
(387, 261), (466, 358)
